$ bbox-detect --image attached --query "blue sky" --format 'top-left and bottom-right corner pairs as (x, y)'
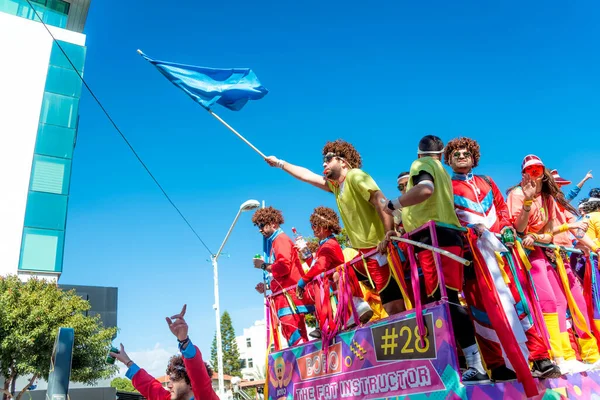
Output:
(58, 0), (599, 374)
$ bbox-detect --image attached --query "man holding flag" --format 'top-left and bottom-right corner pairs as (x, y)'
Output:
(264, 140), (405, 316)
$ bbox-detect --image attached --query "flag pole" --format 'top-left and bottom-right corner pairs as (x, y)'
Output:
(207, 110), (267, 159)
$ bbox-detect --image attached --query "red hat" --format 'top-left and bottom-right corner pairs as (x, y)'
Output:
(522, 154), (544, 171)
(551, 169), (572, 186)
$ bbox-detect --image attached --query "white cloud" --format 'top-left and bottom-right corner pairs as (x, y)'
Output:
(118, 342), (180, 378)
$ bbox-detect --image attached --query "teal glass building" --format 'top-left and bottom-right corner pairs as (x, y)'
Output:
(0, 0), (91, 280)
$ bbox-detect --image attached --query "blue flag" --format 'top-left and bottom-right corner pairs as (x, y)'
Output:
(139, 51), (268, 111)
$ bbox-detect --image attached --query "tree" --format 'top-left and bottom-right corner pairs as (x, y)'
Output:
(210, 311), (242, 377)
(0, 276), (118, 400)
(110, 377), (137, 393)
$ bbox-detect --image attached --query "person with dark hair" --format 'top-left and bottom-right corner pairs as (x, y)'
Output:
(296, 207), (373, 331)
(444, 137), (560, 380)
(397, 171), (410, 195)
(579, 198), (590, 216)
(252, 206), (313, 346)
(264, 140), (405, 316)
(507, 155), (595, 374)
(383, 135), (487, 383)
(110, 305), (218, 400)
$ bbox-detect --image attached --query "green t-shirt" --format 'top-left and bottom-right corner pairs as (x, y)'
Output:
(327, 169), (385, 249)
(401, 157), (461, 233)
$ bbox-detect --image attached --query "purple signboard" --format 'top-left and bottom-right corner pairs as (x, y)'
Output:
(267, 303), (462, 400)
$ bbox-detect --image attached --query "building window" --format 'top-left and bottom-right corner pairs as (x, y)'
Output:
(24, 191), (68, 230)
(45, 65), (83, 98)
(19, 227), (64, 273)
(50, 41), (87, 73)
(39, 92), (79, 129)
(36, 124), (76, 159)
(246, 338), (251, 348)
(30, 155), (71, 195)
(248, 358), (253, 368)
(0, 0), (70, 29)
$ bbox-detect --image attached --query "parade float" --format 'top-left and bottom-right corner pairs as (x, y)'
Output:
(263, 222), (600, 400)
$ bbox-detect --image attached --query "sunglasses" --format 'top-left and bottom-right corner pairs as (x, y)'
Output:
(524, 166), (543, 178)
(323, 152), (337, 163)
(397, 183), (406, 191)
(452, 150), (472, 159)
(254, 223), (265, 229)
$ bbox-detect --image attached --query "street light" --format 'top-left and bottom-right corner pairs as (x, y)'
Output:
(212, 199), (260, 398)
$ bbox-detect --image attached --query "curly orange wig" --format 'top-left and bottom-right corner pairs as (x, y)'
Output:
(443, 137), (481, 168)
(309, 206), (342, 234)
(322, 140), (362, 169)
(251, 206), (284, 226)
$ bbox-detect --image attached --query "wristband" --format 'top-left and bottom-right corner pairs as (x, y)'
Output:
(523, 199), (533, 207)
(387, 200), (395, 211)
(276, 159), (285, 169)
(261, 263), (267, 270)
(178, 336), (190, 345)
(126, 360), (134, 368)
(559, 223), (569, 233)
(529, 233), (539, 241)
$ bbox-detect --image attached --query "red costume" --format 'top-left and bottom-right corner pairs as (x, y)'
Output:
(300, 236), (363, 328)
(266, 230), (313, 346)
(128, 343), (218, 400)
(452, 173), (549, 369)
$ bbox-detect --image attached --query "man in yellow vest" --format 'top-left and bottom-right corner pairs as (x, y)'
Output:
(382, 135), (487, 383)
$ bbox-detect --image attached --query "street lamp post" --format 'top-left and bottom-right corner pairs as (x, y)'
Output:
(212, 199), (260, 398)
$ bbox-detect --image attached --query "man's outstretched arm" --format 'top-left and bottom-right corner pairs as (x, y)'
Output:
(265, 156), (331, 192)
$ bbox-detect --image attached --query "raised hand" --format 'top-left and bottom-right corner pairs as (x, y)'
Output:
(586, 170), (593, 180)
(109, 343), (132, 366)
(522, 174), (536, 200)
(166, 304), (188, 341)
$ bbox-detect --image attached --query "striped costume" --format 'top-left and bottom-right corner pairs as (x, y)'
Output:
(452, 173), (549, 370)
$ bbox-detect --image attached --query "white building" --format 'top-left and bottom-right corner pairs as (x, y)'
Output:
(236, 320), (267, 381)
(0, 0), (90, 282)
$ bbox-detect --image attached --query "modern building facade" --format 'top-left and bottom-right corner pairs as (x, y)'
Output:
(235, 320), (267, 381)
(0, 0), (90, 281)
